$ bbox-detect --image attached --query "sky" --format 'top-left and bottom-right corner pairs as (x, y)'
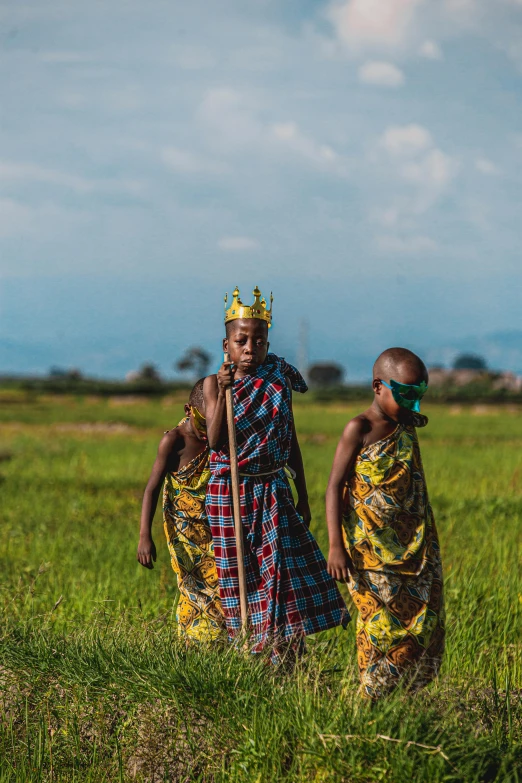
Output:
(1, 0), (522, 380)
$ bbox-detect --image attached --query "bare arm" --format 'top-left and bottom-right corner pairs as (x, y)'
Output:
(325, 417), (365, 581)
(137, 431), (179, 569)
(204, 365), (235, 451)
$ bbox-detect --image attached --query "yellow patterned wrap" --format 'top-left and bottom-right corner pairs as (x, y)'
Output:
(342, 424), (445, 698)
(163, 447), (225, 642)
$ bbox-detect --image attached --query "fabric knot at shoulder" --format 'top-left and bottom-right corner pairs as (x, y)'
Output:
(264, 353), (308, 394)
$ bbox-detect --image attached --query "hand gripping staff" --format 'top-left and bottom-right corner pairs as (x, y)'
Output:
(224, 352), (248, 633)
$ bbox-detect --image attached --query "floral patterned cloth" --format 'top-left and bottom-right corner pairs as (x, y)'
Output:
(163, 447), (225, 641)
(342, 424), (445, 698)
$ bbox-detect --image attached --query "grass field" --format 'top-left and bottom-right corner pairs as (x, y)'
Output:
(1, 392), (521, 782)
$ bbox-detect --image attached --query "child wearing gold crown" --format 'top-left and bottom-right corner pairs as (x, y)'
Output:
(203, 286), (349, 660)
(137, 379), (225, 642)
(326, 348), (445, 698)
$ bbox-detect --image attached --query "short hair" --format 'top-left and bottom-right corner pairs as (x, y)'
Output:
(373, 347), (428, 383)
(225, 318), (269, 337)
(189, 378), (205, 411)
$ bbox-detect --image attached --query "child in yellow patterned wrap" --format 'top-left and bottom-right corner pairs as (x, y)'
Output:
(137, 379), (225, 642)
(326, 348), (444, 699)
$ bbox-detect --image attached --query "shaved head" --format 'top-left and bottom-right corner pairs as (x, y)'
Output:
(373, 347), (428, 386)
(189, 378), (205, 411)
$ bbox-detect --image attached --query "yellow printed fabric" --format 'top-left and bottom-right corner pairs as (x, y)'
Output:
(342, 424), (445, 698)
(163, 448), (225, 642)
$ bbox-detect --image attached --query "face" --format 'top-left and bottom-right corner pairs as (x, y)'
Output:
(373, 364), (428, 421)
(224, 319), (269, 376)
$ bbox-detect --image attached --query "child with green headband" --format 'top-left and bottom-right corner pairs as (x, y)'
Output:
(137, 378), (225, 641)
(326, 347), (445, 698)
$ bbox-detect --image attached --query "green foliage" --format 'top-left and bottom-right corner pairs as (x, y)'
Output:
(175, 346), (212, 379)
(2, 375), (522, 404)
(453, 353), (488, 371)
(307, 363), (344, 388)
(1, 397), (521, 781)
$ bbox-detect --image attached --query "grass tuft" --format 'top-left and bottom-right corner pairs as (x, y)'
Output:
(1, 397), (521, 781)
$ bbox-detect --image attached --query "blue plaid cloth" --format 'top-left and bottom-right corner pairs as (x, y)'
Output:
(206, 354), (350, 652)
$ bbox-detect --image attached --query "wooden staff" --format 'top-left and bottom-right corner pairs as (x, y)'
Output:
(224, 351), (248, 632)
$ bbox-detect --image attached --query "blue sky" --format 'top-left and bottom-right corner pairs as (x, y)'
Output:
(1, 0), (522, 379)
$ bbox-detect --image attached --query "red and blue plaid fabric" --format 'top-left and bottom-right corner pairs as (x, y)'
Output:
(206, 354), (349, 652)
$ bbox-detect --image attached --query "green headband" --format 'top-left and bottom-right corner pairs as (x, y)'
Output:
(380, 379), (428, 413)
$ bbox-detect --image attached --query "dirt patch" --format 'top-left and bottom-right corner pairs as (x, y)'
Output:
(53, 422), (135, 434)
(109, 396), (152, 407)
(449, 406), (463, 415)
(125, 701), (214, 782)
(472, 405), (499, 416)
(0, 666), (29, 724)
(161, 395), (187, 408)
(1, 668), (220, 782)
(301, 433), (329, 445)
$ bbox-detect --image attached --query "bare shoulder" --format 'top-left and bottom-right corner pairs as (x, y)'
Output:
(342, 414), (371, 444)
(158, 426), (182, 457)
(203, 374), (218, 398)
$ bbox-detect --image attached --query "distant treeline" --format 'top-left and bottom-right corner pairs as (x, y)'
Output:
(1, 375), (522, 404)
(0, 376), (192, 397)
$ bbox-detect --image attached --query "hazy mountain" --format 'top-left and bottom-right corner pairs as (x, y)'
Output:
(2, 330), (521, 382)
(424, 330), (522, 375)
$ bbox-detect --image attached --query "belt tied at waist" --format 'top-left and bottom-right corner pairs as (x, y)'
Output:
(211, 463), (297, 480)
(238, 464), (296, 480)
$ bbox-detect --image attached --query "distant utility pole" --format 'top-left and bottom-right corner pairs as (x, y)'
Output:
(297, 319), (309, 382)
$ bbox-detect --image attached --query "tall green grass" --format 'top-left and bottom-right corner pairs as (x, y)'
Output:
(1, 396), (521, 781)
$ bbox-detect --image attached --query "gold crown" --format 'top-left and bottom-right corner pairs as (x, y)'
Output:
(224, 285), (273, 328)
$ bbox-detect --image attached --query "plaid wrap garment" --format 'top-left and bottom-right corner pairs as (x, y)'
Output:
(206, 354), (349, 652)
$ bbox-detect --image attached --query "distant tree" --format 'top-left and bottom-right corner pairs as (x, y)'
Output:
(48, 367), (83, 380)
(135, 363), (162, 383)
(308, 362), (344, 388)
(175, 346), (212, 379)
(452, 353), (487, 371)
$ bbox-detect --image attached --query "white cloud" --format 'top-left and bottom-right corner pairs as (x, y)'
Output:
(218, 236), (259, 251)
(419, 40), (443, 60)
(0, 161), (143, 196)
(327, 0), (422, 50)
(380, 124), (432, 156)
(379, 125), (456, 190)
(443, 0), (478, 13)
(40, 51), (98, 64)
(103, 86), (141, 112)
(56, 83), (142, 113)
(271, 122), (338, 165)
(174, 46), (217, 70)
(199, 90), (346, 174)
(358, 61), (405, 86)
(0, 198), (32, 239)
(475, 157), (500, 175)
(374, 207), (401, 227)
(161, 147), (226, 174)
(400, 148), (457, 186)
(58, 91), (88, 109)
(375, 126), (457, 220)
(377, 234), (437, 253)
(199, 88), (262, 149)
(0, 198), (90, 240)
